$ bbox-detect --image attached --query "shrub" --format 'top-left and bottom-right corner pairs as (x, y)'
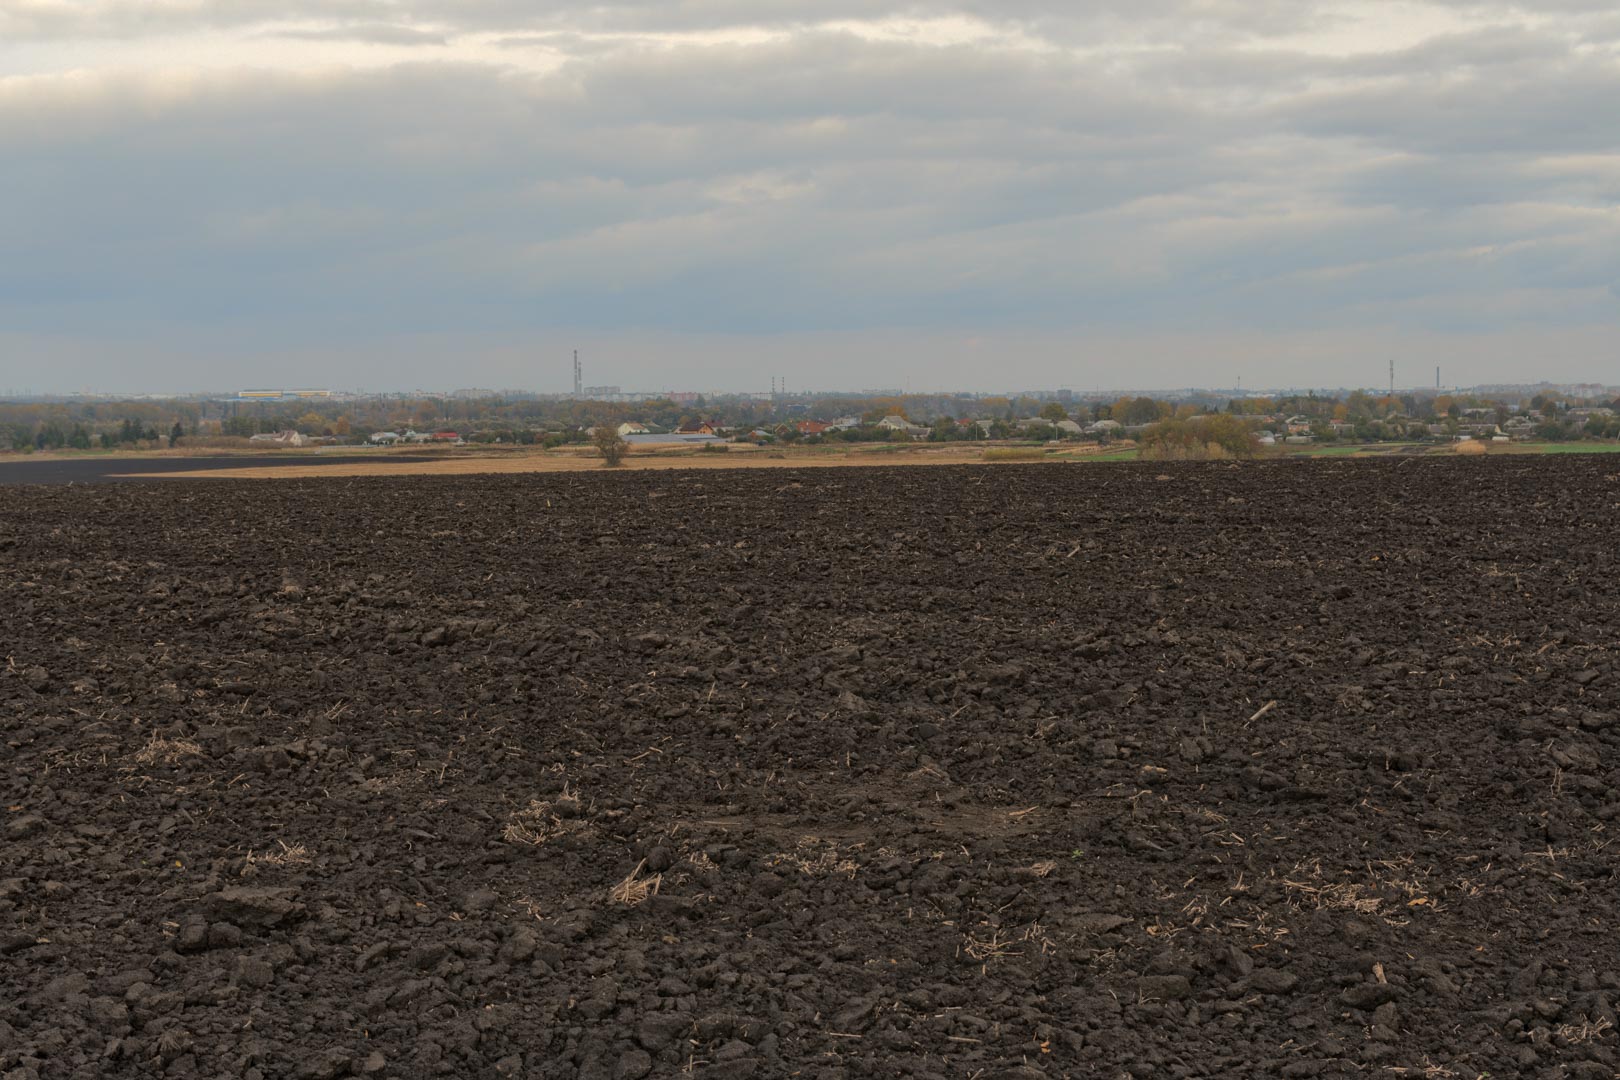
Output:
(1139, 415), (1260, 460)
(592, 424), (629, 466)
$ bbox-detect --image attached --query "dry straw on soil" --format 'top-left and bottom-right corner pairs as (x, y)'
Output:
(1281, 856), (1435, 919)
(769, 837), (860, 878)
(133, 734), (204, 766)
(241, 841), (312, 876)
(961, 921), (1054, 963)
(502, 785), (584, 846)
(609, 860), (662, 906)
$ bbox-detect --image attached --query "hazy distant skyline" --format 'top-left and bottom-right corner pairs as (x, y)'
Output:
(4, 2), (1617, 393)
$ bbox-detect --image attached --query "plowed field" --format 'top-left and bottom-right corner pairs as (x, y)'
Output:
(3, 459), (1618, 1079)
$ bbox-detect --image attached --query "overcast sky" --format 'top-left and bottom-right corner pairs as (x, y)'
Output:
(3, 1), (1617, 394)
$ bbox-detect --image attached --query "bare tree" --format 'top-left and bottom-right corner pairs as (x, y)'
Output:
(593, 424), (629, 467)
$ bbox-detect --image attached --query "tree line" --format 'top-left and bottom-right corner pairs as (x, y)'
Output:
(3, 386), (1618, 453)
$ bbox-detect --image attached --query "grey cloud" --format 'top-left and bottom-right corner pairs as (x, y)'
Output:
(1276, 57), (1620, 156)
(2, 2), (1617, 388)
(3, 0), (1607, 41)
(267, 24), (451, 46)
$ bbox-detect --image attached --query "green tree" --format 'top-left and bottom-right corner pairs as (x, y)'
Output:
(1039, 402), (1068, 423)
(170, 421), (184, 446)
(1121, 396), (1161, 425)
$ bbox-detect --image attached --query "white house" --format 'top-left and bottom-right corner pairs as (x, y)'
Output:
(879, 415), (929, 437)
(249, 430), (307, 447)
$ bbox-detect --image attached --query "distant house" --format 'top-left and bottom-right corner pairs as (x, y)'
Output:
(1284, 415), (1313, 435)
(249, 430), (307, 447)
(369, 431), (401, 445)
(1567, 407), (1615, 424)
(430, 431), (463, 444)
(1012, 416), (1077, 434)
(1055, 419), (1085, 437)
(1085, 419), (1122, 435)
(828, 416), (861, 431)
(878, 415), (929, 437)
(794, 420), (832, 436)
(675, 421), (718, 436)
(617, 422), (650, 437)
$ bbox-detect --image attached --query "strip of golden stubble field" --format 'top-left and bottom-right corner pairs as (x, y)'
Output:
(123, 443), (1123, 480)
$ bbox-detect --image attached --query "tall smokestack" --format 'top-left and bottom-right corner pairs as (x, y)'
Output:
(573, 350), (582, 397)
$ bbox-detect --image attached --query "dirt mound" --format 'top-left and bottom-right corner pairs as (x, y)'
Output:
(3, 458), (1618, 1078)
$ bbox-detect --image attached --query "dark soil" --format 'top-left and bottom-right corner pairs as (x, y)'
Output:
(3, 458), (1618, 1080)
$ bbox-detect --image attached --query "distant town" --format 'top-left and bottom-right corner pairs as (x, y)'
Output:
(3, 380), (1619, 455)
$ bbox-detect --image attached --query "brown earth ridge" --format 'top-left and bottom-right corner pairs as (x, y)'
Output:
(2, 457), (1618, 1079)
